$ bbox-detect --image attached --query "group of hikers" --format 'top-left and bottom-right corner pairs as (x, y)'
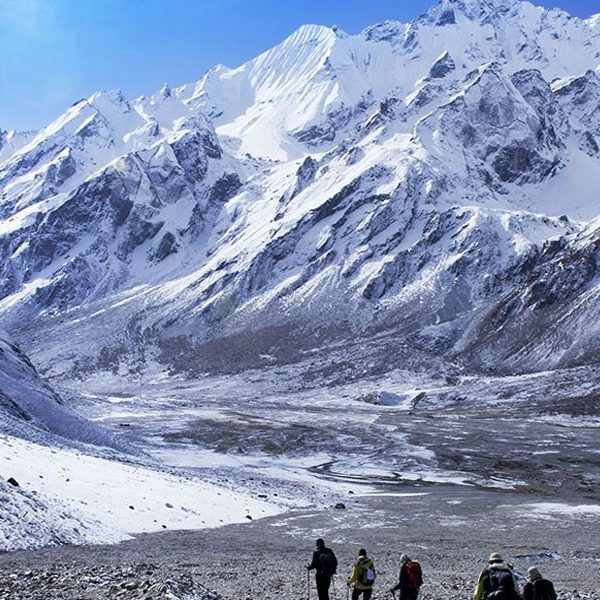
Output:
(307, 539), (421, 600)
(307, 539), (557, 600)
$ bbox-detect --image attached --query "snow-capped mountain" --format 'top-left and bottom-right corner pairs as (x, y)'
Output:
(2, 0), (600, 379)
(182, 0), (600, 160)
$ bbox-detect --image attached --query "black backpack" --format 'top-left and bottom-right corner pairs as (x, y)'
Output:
(532, 579), (557, 600)
(485, 570), (515, 600)
(319, 549), (338, 576)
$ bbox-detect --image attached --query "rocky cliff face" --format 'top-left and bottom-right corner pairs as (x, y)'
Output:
(1, 0), (600, 378)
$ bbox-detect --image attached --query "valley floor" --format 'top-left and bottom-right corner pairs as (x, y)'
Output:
(1, 365), (599, 598)
(0, 486), (599, 599)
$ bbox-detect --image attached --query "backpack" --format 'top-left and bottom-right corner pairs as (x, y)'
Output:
(406, 561), (423, 590)
(485, 570), (515, 600)
(532, 579), (557, 600)
(319, 549), (337, 576)
(360, 563), (376, 586)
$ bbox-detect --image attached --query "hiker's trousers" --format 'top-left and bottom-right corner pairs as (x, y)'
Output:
(316, 574), (332, 600)
(352, 588), (373, 600)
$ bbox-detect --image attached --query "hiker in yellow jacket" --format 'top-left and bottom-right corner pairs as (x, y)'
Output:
(347, 548), (376, 600)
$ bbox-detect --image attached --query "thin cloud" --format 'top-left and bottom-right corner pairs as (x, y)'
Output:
(0, 0), (55, 33)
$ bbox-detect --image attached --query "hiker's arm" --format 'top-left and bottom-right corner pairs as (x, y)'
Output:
(347, 566), (358, 585)
(308, 551), (318, 570)
(512, 572), (523, 599)
(399, 565), (408, 589)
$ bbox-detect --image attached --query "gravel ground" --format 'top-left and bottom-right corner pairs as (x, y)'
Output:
(0, 485), (598, 599)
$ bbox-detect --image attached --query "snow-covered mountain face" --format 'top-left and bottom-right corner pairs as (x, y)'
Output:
(2, 0), (600, 378)
(182, 0), (600, 161)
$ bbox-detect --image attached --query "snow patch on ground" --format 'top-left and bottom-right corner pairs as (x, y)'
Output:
(0, 435), (286, 551)
(518, 502), (600, 519)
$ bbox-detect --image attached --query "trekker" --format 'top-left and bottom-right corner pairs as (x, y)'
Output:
(474, 553), (522, 600)
(347, 548), (376, 600)
(522, 567), (557, 600)
(307, 538), (338, 600)
(390, 554), (423, 600)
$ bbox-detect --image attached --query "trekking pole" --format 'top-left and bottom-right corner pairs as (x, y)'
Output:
(307, 569), (311, 600)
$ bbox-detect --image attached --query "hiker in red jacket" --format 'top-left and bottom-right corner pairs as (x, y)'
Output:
(390, 554), (423, 600)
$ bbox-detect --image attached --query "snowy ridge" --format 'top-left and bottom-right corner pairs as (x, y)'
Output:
(179, 0), (600, 160)
(0, 129), (36, 165)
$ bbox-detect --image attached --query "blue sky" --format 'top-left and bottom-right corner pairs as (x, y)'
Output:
(0, 0), (595, 131)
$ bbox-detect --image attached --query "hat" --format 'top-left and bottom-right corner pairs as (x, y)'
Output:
(488, 553), (503, 563)
(527, 567), (542, 580)
(358, 548), (367, 557)
(400, 554), (411, 564)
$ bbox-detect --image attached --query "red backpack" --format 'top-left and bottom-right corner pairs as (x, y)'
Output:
(406, 561), (423, 590)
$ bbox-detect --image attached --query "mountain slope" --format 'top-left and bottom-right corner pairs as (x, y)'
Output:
(0, 332), (290, 551)
(0, 330), (129, 449)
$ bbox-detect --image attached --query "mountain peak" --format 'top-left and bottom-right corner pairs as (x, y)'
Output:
(422, 0), (519, 23)
(284, 23), (337, 46)
(446, 0), (517, 11)
(159, 83), (172, 98)
(87, 89), (129, 114)
(88, 88), (126, 103)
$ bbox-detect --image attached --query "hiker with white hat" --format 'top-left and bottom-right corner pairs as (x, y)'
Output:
(522, 566), (557, 600)
(473, 552), (522, 600)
